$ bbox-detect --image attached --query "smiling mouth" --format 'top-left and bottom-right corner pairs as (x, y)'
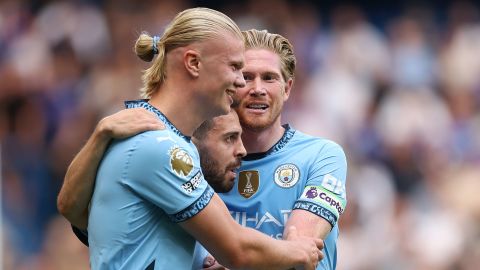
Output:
(246, 104), (269, 110)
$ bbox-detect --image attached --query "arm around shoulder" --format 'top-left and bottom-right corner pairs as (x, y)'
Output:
(57, 108), (165, 229)
(57, 122), (112, 230)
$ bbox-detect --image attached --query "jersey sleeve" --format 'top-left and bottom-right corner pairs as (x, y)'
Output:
(293, 140), (348, 228)
(120, 131), (214, 223)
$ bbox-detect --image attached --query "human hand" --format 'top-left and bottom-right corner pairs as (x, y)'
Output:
(201, 254), (229, 270)
(284, 226), (324, 270)
(97, 108), (164, 139)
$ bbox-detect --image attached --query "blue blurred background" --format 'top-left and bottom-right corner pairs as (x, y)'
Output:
(1, 0), (480, 269)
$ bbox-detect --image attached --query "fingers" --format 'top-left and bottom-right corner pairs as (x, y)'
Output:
(306, 238), (323, 270)
(304, 248), (322, 270)
(313, 239), (324, 264)
(132, 108), (165, 130)
(314, 238), (324, 250)
(317, 248), (324, 261)
(203, 255), (216, 268)
(202, 260), (228, 270)
(101, 108), (165, 139)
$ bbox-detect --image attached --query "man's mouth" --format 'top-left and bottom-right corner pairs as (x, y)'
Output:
(246, 103), (269, 111)
(226, 161), (242, 174)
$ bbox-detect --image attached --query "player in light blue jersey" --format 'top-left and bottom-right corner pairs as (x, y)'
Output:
(220, 128), (347, 270)
(89, 100), (215, 269)
(57, 8), (324, 270)
(199, 29), (348, 270)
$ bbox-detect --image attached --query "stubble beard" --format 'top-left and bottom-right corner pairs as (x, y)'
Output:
(237, 105), (282, 132)
(199, 149), (235, 193)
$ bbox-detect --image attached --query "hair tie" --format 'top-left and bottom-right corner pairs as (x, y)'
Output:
(152, 36), (160, 55)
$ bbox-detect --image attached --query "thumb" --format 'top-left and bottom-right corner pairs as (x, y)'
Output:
(285, 225), (298, 240)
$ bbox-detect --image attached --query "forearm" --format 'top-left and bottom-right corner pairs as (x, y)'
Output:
(284, 211), (331, 240)
(58, 108), (163, 229)
(231, 227), (309, 270)
(57, 124), (111, 229)
(184, 195), (316, 270)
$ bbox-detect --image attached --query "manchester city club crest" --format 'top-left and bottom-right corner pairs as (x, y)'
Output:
(169, 146), (194, 178)
(238, 170), (260, 199)
(274, 164), (300, 188)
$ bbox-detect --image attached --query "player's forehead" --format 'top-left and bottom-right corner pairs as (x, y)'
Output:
(201, 32), (245, 62)
(212, 111), (242, 135)
(243, 48), (281, 74)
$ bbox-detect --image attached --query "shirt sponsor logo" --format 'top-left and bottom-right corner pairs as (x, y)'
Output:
(238, 170), (260, 199)
(169, 146), (194, 178)
(182, 171), (202, 194)
(230, 209), (292, 235)
(274, 164), (300, 188)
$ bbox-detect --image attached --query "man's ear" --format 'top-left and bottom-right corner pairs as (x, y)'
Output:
(283, 78), (293, 101)
(184, 50), (201, 78)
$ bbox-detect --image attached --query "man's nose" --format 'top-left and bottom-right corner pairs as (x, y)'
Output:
(249, 77), (266, 96)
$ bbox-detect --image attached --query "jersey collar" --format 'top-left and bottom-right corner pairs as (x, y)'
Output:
(124, 99), (191, 141)
(243, 124), (296, 161)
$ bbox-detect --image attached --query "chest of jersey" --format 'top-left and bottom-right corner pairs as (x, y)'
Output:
(220, 149), (311, 239)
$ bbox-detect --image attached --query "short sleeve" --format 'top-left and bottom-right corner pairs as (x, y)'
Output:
(120, 131), (214, 223)
(293, 140), (348, 227)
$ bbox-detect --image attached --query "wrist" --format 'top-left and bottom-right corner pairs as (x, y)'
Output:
(94, 117), (114, 142)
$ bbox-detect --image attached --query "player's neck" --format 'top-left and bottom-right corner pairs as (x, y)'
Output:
(241, 120), (285, 154)
(149, 85), (206, 137)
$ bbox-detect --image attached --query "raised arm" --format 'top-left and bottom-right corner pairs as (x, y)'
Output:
(182, 194), (324, 270)
(284, 141), (348, 252)
(57, 108), (164, 229)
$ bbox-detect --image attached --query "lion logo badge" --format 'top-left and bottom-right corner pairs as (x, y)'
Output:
(170, 147), (194, 178)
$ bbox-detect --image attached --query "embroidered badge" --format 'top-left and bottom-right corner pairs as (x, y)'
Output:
(238, 170), (260, 199)
(169, 146), (194, 178)
(274, 164), (300, 188)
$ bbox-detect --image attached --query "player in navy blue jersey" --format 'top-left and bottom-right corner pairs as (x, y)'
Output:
(57, 8), (323, 270)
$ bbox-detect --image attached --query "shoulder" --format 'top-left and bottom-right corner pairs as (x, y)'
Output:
(293, 130), (346, 157)
(119, 130), (200, 184)
(123, 130), (196, 162)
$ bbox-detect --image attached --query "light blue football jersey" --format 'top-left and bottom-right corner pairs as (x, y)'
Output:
(88, 100), (214, 270)
(220, 125), (347, 270)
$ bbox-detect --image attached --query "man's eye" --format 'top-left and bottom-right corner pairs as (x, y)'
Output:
(243, 74), (253, 80)
(225, 135), (237, 143)
(264, 75), (275, 81)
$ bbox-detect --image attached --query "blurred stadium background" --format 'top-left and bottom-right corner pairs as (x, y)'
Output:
(1, 0), (480, 269)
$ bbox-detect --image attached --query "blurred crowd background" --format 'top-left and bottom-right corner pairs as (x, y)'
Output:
(1, 0), (480, 269)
